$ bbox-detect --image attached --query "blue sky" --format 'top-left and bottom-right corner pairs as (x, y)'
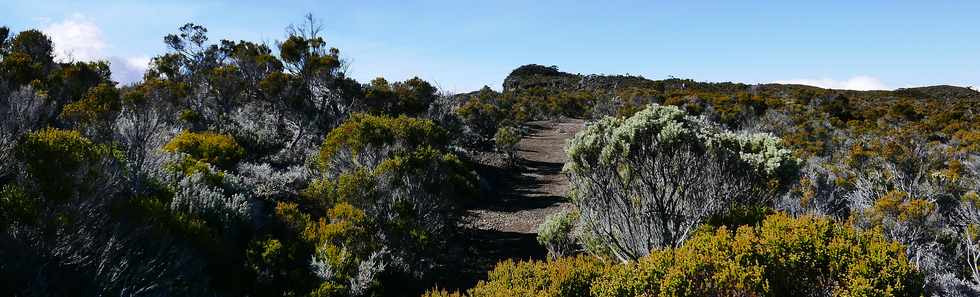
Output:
(3, 0), (979, 92)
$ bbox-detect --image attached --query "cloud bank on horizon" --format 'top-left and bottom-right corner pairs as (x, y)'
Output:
(773, 76), (891, 91)
(40, 14), (149, 85)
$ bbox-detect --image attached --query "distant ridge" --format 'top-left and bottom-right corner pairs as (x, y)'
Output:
(497, 64), (979, 101)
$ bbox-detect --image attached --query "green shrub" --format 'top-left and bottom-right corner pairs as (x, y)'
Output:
(121, 193), (213, 246)
(0, 184), (38, 228)
(164, 155), (225, 185)
(163, 131), (245, 169)
(14, 128), (119, 202)
(537, 210), (579, 259)
(494, 126), (521, 161)
(307, 146), (475, 275)
(60, 82), (120, 124)
(458, 96), (505, 138)
(705, 205), (775, 230)
(361, 77), (437, 116)
(299, 114), (476, 295)
(318, 113), (447, 168)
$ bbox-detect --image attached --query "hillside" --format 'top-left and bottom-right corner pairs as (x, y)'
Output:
(503, 64), (979, 101)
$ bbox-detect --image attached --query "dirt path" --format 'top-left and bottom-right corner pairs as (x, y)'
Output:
(465, 119), (584, 233)
(446, 118), (585, 289)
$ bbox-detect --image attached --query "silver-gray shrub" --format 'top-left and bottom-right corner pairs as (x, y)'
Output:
(234, 162), (311, 200)
(170, 171), (252, 225)
(564, 104), (799, 261)
(308, 246), (387, 297)
(113, 103), (177, 194)
(777, 156), (852, 219)
(227, 103), (295, 156)
(0, 86), (55, 176)
(830, 135), (978, 296)
(955, 156), (980, 294)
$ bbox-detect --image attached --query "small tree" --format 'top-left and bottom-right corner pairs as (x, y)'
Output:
(14, 128), (122, 205)
(564, 104), (799, 261)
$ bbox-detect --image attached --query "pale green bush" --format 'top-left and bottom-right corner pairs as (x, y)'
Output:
(537, 210), (580, 259)
(565, 104), (799, 260)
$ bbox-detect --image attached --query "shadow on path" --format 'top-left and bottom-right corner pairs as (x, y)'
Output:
(440, 119), (585, 291)
(437, 228), (546, 290)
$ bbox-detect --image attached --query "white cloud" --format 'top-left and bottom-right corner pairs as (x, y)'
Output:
(42, 13), (107, 62)
(40, 14), (148, 84)
(108, 56), (150, 85)
(774, 76), (890, 91)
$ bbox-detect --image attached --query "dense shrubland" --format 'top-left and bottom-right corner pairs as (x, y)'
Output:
(452, 65), (980, 296)
(444, 66), (979, 296)
(1, 18), (978, 297)
(0, 18), (476, 297)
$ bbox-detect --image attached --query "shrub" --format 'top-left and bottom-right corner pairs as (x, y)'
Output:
(565, 104), (799, 260)
(591, 213), (923, 297)
(546, 91), (592, 119)
(0, 184), (37, 228)
(537, 210), (580, 259)
(494, 125), (521, 161)
(304, 202), (381, 295)
(433, 214), (922, 297)
(235, 163), (310, 200)
(14, 127), (120, 203)
(163, 131), (245, 169)
(318, 113), (447, 174)
(1, 86), (55, 171)
(361, 77), (438, 116)
(458, 96), (505, 138)
(308, 146), (476, 276)
(960, 189), (980, 288)
(60, 82), (121, 124)
(424, 255), (609, 297)
(170, 172), (251, 226)
(300, 114), (477, 294)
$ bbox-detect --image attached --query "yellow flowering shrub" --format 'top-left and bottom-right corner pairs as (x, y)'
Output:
(163, 131), (245, 169)
(429, 213), (922, 297)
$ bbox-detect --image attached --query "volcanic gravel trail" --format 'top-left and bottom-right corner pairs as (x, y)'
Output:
(447, 119), (585, 289)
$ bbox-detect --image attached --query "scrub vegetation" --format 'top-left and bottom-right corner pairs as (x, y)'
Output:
(1, 16), (979, 297)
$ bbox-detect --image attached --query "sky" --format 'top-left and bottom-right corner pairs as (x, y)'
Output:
(2, 0), (979, 92)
